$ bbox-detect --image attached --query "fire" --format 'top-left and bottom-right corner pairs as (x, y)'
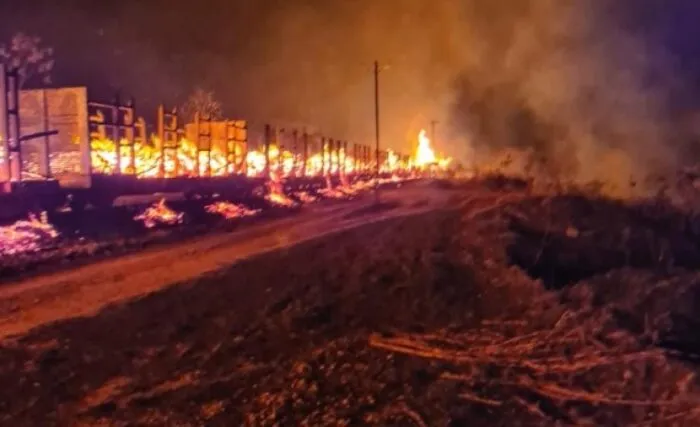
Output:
(266, 191), (297, 207)
(382, 149), (399, 173)
(205, 201), (260, 219)
(134, 199), (184, 228)
(295, 191), (318, 203)
(264, 174), (298, 207)
(415, 129), (436, 168)
(0, 212), (58, 256)
(86, 130), (450, 180)
(88, 136), (367, 180)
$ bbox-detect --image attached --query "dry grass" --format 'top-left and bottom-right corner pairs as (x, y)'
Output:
(370, 307), (700, 425)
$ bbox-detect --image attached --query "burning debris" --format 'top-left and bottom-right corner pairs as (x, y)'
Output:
(0, 212), (58, 256)
(134, 199), (184, 229)
(265, 191), (298, 208)
(318, 187), (349, 199)
(295, 192), (318, 203)
(265, 176), (298, 208)
(205, 201), (260, 220)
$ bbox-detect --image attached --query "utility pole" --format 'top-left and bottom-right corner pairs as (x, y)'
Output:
(374, 60), (381, 204)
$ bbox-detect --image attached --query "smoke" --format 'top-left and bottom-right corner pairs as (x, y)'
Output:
(2, 0), (699, 189)
(450, 0), (698, 195)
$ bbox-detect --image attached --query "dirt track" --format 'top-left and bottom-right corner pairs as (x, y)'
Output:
(0, 182), (453, 342)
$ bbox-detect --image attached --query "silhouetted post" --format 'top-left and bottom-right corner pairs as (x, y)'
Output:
(374, 60), (380, 204)
(0, 66), (8, 184)
(264, 124), (271, 178)
(320, 137), (326, 176)
(302, 130), (308, 177)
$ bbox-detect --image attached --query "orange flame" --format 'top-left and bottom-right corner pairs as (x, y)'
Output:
(134, 199), (184, 228)
(415, 129), (436, 168)
(0, 212), (58, 255)
(205, 201), (260, 219)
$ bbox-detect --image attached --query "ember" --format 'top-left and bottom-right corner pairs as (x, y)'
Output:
(134, 200), (184, 228)
(205, 201), (260, 219)
(266, 192), (297, 207)
(0, 212), (59, 256)
(295, 192), (318, 203)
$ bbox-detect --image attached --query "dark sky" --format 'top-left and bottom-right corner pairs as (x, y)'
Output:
(0, 0), (469, 158)
(1, 0), (700, 168)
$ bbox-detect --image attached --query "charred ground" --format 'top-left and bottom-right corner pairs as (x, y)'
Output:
(1, 178), (700, 425)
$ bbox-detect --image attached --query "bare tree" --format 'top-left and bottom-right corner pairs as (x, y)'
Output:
(0, 32), (54, 88)
(180, 88), (223, 122)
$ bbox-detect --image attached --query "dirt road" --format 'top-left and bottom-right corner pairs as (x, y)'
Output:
(0, 181), (454, 342)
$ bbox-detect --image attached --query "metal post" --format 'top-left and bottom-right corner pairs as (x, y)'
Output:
(302, 130), (308, 177)
(8, 69), (21, 182)
(264, 124), (271, 178)
(0, 66), (8, 185)
(41, 89), (51, 178)
(194, 112), (201, 177)
(292, 129), (299, 176)
(277, 127), (283, 176)
(126, 99), (136, 175)
(157, 105), (165, 177)
(228, 121), (235, 175)
(341, 140), (347, 175)
(112, 96), (120, 174)
(320, 137), (326, 176)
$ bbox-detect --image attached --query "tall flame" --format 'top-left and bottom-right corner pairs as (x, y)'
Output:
(415, 129), (436, 168)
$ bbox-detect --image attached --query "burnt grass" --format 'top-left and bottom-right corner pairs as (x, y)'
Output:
(0, 180), (410, 284)
(2, 180), (700, 425)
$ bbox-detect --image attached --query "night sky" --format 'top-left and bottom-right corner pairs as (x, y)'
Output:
(1, 0), (700, 166)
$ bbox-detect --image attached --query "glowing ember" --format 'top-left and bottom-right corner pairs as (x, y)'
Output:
(266, 192), (297, 207)
(318, 187), (348, 199)
(295, 191), (318, 203)
(318, 176), (360, 199)
(0, 212), (59, 256)
(206, 201), (259, 219)
(134, 199), (184, 228)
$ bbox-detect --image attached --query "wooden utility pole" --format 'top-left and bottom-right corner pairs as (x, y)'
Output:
(374, 60), (381, 204)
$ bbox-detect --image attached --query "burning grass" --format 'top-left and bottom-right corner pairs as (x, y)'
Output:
(205, 201), (260, 220)
(0, 213), (59, 256)
(133, 199), (184, 229)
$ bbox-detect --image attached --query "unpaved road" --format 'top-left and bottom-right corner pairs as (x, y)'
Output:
(0, 181), (454, 341)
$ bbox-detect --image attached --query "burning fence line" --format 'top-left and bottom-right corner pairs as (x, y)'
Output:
(0, 212), (59, 257)
(134, 199), (184, 229)
(87, 128), (449, 180)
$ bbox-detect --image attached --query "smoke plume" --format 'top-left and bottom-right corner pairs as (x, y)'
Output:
(450, 0), (699, 195)
(2, 0), (700, 192)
